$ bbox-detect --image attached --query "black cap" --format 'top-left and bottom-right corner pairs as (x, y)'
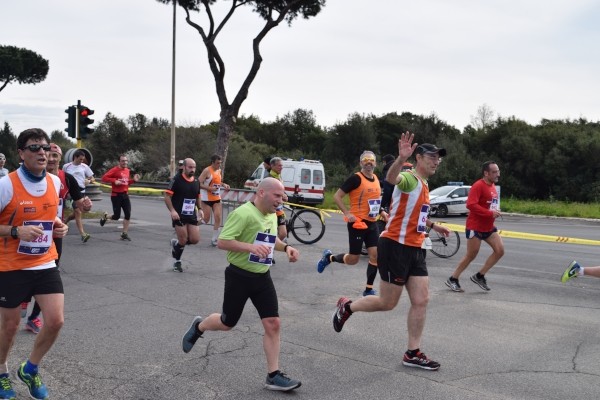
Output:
(382, 154), (395, 164)
(416, 143), (447, 157)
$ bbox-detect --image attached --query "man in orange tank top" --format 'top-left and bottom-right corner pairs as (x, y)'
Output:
(331, 132), (451, 372)
(0, 129), (69, 400)
(317, 151), (388, 296)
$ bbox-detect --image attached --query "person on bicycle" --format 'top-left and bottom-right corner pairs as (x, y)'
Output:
(445, 161), (503, 292)
(317, 150), (387, 296)
(331, 133), (451, 371)
(268, 157), (288, 241)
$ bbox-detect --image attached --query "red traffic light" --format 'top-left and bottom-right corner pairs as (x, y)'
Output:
(81, 109), (89, 117)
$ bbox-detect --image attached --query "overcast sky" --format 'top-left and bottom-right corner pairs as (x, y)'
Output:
(2, 0), (599, 138)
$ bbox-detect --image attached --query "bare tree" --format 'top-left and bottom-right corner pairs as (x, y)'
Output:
(156, 0), (326, 169)
(0, 45), (49, 93)
(470, 103), (496, 132)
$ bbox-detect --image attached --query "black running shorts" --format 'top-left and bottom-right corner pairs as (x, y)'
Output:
(347, 220), (379, 255)
(0, 267), (63, 308)
(377, 237), (428, 286)
(220, 264), (278, 327)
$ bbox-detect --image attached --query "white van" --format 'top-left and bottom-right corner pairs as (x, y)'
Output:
(244, 158), (326, 205)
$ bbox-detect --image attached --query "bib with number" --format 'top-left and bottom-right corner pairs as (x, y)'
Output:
(181, 198), (196, 216)
(248, 232), (276, 265)
(417, 204), (430, 233)
(18, 221), (53, 255)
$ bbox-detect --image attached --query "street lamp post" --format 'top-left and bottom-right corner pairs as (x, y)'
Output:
(170, 0), (177, 177)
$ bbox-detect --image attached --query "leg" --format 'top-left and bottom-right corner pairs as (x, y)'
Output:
(200, 202), (212, 225)
(185, 224), (200, 245)
(261, 317), (281, 373)
(404, 276), (429, 350)
(211, 203), (223, 244)
(364, 246), (378, 294)
(74, 208), (86, 236)
(0, 307), (21, 364)
(350, 280), (403, 312)
(450, 236), (482, 279)
(479, 232), (505, 275)
(28, 293), (64, 364)
(122, 196), (132, 233)
(197, 313), (232, 332)
(584, 266), (600, 278)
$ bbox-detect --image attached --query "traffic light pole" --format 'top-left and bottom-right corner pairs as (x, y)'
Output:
(76, 100), (82, 149)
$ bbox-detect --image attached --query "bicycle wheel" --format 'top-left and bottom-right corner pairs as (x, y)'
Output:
(429, 230), (460, 258)
(289, 209), (325, 244)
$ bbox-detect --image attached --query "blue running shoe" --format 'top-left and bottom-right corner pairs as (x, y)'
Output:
(0, 373), (16, 400)
(317, 249), (332, 273)
(265, 371), (301, 391)
(362, 288), (376, 296)
(562, 260), (581, 283)
(182, 316), (203, 353)
(17, 363), (48, 400)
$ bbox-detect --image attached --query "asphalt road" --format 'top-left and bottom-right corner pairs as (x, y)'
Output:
(9, 194), (600, 399)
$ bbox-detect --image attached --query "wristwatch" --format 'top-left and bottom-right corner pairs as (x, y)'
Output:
(10, 226), (18, 239)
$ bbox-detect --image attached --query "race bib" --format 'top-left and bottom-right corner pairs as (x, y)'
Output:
(248, 232), (276, 265)
(490, 197), (499, 211)
(417, 204), (430, 233)
(368, 198), (381, 218)
(181, 199), (196, 216)
(17, 221), (53, 255)
(211, 184), (221, 196)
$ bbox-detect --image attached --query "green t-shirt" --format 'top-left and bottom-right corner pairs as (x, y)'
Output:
(219, 201), (278, 273)
(397, 171), (423, 192)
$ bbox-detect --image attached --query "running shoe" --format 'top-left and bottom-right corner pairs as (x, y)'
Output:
(171, 239), (178, 259)
(265, 371), (301, 392)
(0, 373), (15, 400)
(470, 273), (490, 291)
(332, 297), (352, 333)
(99, 212), (108, 227)
(362, 288), (376, 296)
(182, 316), (203, 353)
(445, 277), (464, 292)
(402, 351), (441, 371)
(561, 260), (581, 283)
(20, 302), (28, 318)
(81, 233), (91, 243)
(120, 232), (131, 241)
(317, 249), (333, 273)
(16, 362), (49, 400)
(173, 260), (183, 273)
(25, 318), (42, 334)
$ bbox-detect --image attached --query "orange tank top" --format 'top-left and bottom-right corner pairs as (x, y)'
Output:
(348, 172), (381, 222)
(201, 166), (223, 202)
(0, 172), (59, 271)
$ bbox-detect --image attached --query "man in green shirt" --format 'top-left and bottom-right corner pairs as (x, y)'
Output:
(181, 177), (302, 392)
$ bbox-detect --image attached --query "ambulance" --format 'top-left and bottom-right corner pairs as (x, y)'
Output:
(244, 158), (326, 205)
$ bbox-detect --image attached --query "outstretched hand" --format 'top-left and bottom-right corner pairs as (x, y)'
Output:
(398, 131), (418, 160)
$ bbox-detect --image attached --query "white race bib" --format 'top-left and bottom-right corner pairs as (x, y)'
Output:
(17, 221), (53, 255)
(417, 204), (430, 233)
(368, 198), (381, 218)
(181, 199), (196, 216)
(248, 232), (276, 265)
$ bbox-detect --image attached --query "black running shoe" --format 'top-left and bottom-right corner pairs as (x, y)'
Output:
(182, 316), (203, 353)
(470, 274), (490, 291)
(402, 351), (440, 371)
(332, 297), (352, 332)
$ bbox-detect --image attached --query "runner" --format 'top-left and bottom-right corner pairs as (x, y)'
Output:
(199, 155), (230, 246)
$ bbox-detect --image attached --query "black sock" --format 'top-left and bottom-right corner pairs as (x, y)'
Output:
(268, 370), (280, 378)
(449, 276), (458, 282)
(175, 243), (185, 260)
(406, 348), (420, 357)
(195, 321), (203, 336)
(345, 302), (353, 315)
(476, 272), (484, 279)
(333, 254), (345, 263)
(366, 263), (377, 286)
(29, 301), (41, 320)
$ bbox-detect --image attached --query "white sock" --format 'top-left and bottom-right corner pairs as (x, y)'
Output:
(579, 267), (585, 276)
(0, 362), (8, 375)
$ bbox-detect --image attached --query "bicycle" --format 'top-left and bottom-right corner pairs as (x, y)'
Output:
(284, 204), (326, 245)
(426, 224), (460, 258)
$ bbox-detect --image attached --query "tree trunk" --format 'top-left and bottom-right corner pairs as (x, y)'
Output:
(215, 108), (237, 176)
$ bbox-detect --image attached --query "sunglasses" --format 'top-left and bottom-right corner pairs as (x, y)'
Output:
(22, 144), (51, 152)
(361, 157), (376, 163)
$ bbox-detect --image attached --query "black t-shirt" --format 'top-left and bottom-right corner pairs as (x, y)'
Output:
(167, 174), (201, 220)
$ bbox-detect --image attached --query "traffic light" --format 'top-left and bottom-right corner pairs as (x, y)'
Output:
(79, 106), (95, 139)
(65, 106), (76, 138)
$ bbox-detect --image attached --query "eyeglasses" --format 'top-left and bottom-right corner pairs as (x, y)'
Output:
(361, 157), (376, 163)
(422, 154), (442, 162)
(22, 144), (51, 152)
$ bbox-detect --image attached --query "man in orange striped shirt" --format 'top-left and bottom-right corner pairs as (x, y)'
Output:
(332, 132), (451, 371)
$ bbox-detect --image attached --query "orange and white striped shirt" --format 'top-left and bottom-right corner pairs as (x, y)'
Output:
(381, 171), (430, 248)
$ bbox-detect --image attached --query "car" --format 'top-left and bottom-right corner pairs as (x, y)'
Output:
(429, 182), (471, 217)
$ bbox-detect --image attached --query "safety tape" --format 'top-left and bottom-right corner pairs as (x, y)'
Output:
(439, 222), (600, 246)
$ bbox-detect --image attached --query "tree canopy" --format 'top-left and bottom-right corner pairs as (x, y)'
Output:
(155, 0), (326, 172)
(0, 45), (49, 93)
